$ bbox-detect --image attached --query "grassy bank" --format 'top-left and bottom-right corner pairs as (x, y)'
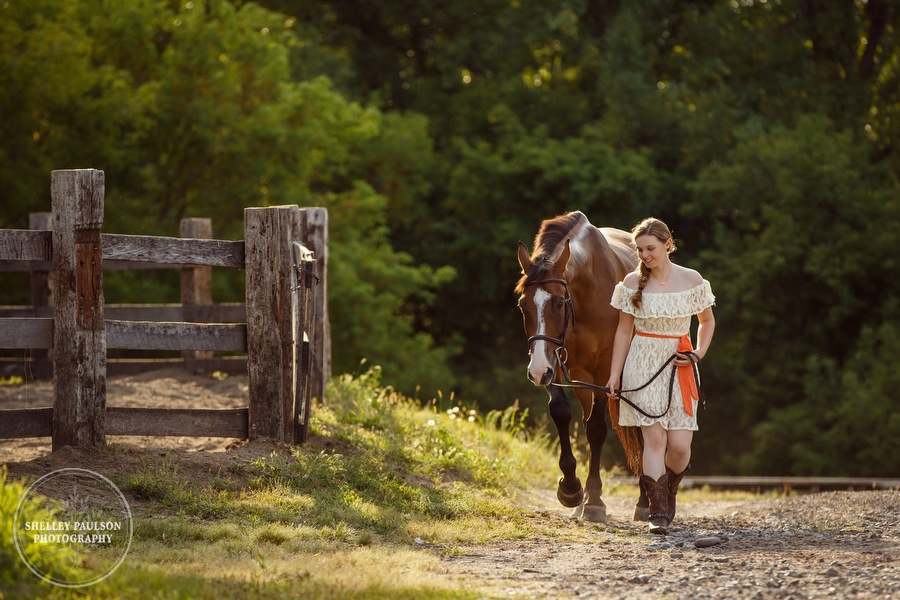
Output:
(3, 367), (617, 599)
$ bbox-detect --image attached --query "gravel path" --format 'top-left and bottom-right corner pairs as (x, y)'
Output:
(444, 489), (900, 599)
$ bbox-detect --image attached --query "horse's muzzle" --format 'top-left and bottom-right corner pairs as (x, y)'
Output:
(527, 366), (555, 387)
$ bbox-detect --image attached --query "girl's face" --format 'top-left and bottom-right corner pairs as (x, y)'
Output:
(635, 234), (671, 269)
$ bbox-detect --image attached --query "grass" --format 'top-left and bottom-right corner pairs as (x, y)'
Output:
(0, 365), (771, 599)
(1, 367), (576, 598)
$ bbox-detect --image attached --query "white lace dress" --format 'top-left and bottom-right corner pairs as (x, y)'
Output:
(610, 281), (715, 430)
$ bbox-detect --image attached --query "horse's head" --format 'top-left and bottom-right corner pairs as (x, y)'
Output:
(516, 239), (573, 387)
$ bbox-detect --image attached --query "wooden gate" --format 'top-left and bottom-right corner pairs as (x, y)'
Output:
(0, 169), (329, 447)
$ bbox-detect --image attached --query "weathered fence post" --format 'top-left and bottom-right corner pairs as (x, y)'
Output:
(180, 217), (214, 369)
(51, 169), (106, 450)
(244, 206), (297, 442)
(299, 208), (330, 404)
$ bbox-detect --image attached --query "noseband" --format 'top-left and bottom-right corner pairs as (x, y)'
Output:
(523, 277), (575, 357)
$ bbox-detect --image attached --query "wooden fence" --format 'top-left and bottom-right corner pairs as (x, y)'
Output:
(1, 215), (244, 378)
(0, 169), (330, 447)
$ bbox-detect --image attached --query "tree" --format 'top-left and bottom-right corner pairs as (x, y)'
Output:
(4, 0), (900, 474)
(0, 0), (457, 395)
(324, 181), (457, 395)
(687, 114), (900, 475)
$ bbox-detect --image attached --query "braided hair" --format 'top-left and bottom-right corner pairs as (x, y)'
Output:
(630, 217), (676, 310)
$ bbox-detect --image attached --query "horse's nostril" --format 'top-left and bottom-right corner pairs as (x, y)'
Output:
(540, 368), (554, 386)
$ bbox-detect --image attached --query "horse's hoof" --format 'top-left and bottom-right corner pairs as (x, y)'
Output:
(579, 503), (608, 523)
(633, 505), (649, 522)
(648, 515), (670, 535)
(556, 477), (584, 508)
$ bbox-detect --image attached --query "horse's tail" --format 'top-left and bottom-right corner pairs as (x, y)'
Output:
(608, 396), (643, 476)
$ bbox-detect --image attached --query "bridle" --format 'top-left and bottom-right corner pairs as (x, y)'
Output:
(522, 276), (705, 419)
(522, 277), (574, 367)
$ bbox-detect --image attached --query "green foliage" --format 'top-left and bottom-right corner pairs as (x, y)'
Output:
(7, 371), (564, 597)
(114, 366), (558, 540)
(484, 402), (531, 440)
(0, 0), (457, 397)
(324, 366), (556, 490)
(323, 184), (458, 395)
(3, 0), (900, 475)
(123, 458), (232, 520)
(688, 114), (900, 475)
(0, 467), (96, 596)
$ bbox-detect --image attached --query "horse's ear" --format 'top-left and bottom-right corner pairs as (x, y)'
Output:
(517, 241), (532, 273)
(556, 239), (572, 271)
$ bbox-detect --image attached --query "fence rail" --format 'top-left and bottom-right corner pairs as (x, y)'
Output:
(0, 168), (329, 447)
(608, 476), (900, 492)
(0, 228), (246, 267)
(683, 476), (900, 491)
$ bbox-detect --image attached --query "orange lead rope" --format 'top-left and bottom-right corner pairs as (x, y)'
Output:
(635, 331), (699, 416)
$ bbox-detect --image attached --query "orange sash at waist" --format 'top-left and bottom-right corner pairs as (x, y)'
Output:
(635, 331), (697, 417)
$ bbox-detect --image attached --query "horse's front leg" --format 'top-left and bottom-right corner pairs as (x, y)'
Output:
(548, 384), (583, 508)
(578, 392), (608, 522)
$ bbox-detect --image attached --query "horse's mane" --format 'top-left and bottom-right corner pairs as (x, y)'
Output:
(515, 211), (590, 293)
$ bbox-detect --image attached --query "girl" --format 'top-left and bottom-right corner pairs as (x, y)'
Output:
(606, 217), (715, 535)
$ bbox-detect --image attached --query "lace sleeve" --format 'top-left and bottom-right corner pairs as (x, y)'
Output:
(689, 280), (716, 314)
(610, 282), (637, 314)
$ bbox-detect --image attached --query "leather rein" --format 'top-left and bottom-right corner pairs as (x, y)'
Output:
(523, 277), (705, 419)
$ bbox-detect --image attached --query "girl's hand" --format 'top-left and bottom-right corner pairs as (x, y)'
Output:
(606, 376), (620, 399)
(673, 351), (699, 367)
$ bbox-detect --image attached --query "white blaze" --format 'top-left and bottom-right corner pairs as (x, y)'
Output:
(528, 287), (554, 384)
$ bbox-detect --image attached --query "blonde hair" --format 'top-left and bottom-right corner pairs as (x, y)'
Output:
(630, 217), (676, 309)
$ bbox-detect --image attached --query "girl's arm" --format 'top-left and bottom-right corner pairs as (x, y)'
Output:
(606, 311), (635, 397)
(675, 306), (714, 367)
(694, 306), (715, 359)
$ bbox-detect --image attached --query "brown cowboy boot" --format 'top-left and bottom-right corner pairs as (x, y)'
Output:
(640, 473), (670, 535)
(666, 464), (691, 524)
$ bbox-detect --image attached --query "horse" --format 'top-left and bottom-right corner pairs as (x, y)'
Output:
(516, 211), (646, 522)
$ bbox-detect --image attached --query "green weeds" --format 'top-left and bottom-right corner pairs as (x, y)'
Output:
(0, 367), (585, 598)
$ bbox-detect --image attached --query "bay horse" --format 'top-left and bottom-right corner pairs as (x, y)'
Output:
(516, 211), (645, 522)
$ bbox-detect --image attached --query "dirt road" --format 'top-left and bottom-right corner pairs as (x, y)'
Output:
(446, 488), (900, 599)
